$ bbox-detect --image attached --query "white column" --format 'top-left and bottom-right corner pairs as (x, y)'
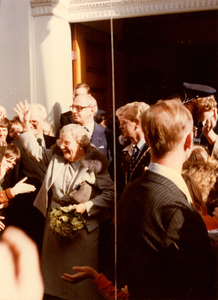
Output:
(31, 15), (73, 132)
(0, 0), (73, 133)
(0, 0), (32, 119)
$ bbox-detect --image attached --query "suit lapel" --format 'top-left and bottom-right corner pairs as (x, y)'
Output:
(91, 122), (103, 147)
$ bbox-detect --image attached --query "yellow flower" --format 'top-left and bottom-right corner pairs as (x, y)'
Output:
(59, 215), (69, 222)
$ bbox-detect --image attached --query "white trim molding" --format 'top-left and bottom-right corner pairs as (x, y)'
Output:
(30, 0), (218, 21)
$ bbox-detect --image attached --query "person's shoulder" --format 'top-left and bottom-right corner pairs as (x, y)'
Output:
(44, 134), (56, 148)
(60, 110), (71, 118)
(94, 123), (113, 140)
(12, 138), (22, 149)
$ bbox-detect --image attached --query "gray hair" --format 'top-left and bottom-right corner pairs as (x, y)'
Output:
(74, 94), (98, 115)
(60, 124), (90, 147)
(29, 103), (47, 119)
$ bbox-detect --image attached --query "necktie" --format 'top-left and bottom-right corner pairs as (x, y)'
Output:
(129, 145), (138, 174)
(37, 138), (43, 146)
(84, 127), (91, 140)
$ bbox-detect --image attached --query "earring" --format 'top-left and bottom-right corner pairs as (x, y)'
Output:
(80, 147), (83, 151)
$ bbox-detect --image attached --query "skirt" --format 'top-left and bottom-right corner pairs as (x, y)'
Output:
(41, 218), (102, 300)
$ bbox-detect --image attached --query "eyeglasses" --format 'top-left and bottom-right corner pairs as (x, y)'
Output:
(56, 139), (71, 147)
(70, 105), (91, 112)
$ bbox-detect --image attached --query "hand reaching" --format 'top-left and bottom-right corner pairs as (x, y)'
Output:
(61, 266), (99, 284)
(0, 226), (44, 300)
(11, 177), (36, 196)
(13, 100), (31, 132)
(202, 108), (218, 145)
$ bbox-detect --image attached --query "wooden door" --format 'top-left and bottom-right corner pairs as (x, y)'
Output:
(71, 23), (112, 113)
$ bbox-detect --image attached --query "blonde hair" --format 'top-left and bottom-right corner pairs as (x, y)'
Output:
(122, 102), (150, 122)
(182, 173), (207, 215)
(183, 162), (218, 203)
(193, 95), (217, 111)
(184, 145), (218, 169)
(141, 98), (193, 158)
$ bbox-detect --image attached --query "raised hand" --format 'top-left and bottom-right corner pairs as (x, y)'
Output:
(202, 108), (218, 145)
(13, 100), (31, 132)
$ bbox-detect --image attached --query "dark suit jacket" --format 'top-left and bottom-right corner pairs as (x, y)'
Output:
(118, 170), (216, 299)
(11, 134), (56, 187)
(59, 110), (74, 129)
(8, 134), (56, 251)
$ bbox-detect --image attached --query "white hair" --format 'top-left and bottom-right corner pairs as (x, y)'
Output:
(29, 103), (47, 119)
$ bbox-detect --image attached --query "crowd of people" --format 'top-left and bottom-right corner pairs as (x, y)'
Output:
(1, 82), (218, 299)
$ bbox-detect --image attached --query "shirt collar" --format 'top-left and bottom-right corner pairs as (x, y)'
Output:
(149, 162), (193, 205)
(122, 137), (146, 155)
(136, 137), (145, 151)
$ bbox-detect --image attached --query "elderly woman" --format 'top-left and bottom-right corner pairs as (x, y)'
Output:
(14, 101), (114, 300)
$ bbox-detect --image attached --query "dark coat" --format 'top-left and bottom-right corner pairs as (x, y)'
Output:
(7, 134), (56, 252)
(118, 143), (150, 196)
(118, 170), (216, 300)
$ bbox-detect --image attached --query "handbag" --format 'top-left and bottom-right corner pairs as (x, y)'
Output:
(69, 181), (99, 204)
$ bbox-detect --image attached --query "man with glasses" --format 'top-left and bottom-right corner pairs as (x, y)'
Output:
(70, 94), (113, 163)
(59, 83), (90, 130)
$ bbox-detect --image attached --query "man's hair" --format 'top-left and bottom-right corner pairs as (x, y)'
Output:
(74, 83), (91, 95)
(122, 102), (150, 122)
(193, 95), (217, 111)
(29, 103), (47, 120)
(141, 98), (193, 158)
(4, 143), (20, 164)
(0, 118), (9, 128)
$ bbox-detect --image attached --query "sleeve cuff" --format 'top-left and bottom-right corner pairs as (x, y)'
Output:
(5, 188), (15, 199)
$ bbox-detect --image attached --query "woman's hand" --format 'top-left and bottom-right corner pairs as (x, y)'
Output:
(202, 108), (218, 145)
(0, 226), (44, 300)
(13, 100), (31, 132)
(73, 203), (86, 214)
(0, 216), (5, 231)
(61, 266), (99, 284)
(11, 177), (36, 197)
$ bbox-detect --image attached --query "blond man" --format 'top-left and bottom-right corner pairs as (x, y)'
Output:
(118, 98), (216, 300)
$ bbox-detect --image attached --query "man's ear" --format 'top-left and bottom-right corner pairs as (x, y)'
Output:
(184, 131), (192, 150)
(144, 136), (150, 146)
(134, 119), (140, 130)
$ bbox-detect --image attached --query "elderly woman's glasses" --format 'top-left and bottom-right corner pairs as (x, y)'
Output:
(70, 105), (91, 112)
(57, 139), (71, 147)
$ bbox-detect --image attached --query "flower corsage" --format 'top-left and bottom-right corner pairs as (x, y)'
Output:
(47, 205), (85, 238)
